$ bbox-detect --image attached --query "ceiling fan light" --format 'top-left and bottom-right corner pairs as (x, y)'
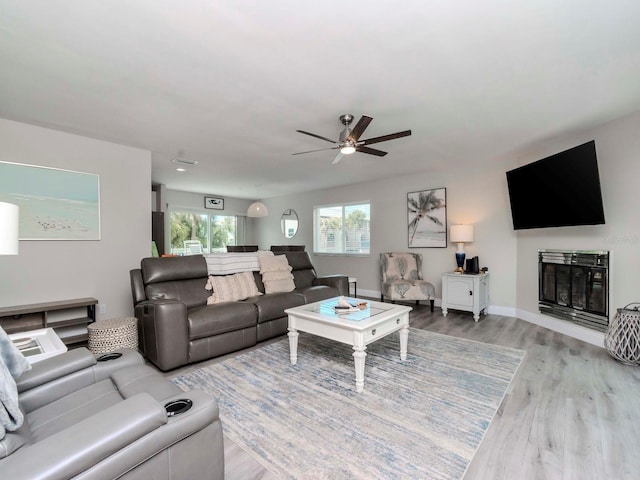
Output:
(340, 145), (356, 155)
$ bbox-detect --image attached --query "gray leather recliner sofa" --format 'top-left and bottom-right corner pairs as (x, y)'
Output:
(0, 347), (224, 480)
(130, 251), (348, 371)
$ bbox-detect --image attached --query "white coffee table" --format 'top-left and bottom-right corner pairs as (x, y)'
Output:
(285, 297), (412, 392)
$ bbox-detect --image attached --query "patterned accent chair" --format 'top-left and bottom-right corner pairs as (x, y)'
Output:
(380, 252), (435, 312)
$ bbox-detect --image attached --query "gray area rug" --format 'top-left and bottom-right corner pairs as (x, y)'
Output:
(172, 328), (525, 480)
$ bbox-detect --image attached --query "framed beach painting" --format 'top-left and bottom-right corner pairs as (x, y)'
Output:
(0, 161), (101, 240)
(408, 188), (447, 248)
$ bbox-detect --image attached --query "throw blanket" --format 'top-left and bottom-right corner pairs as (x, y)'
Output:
(0, 326), (31, 438)
(204, 252), (261, 275)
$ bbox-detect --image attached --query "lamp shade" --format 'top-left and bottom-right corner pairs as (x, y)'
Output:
(450, 224), (474, 243)
(247, 201), (268, 218)
(0, 201), (19, 255)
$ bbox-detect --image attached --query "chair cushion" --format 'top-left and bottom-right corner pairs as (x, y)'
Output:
(382, 280), (435, 300)
(27, 379), (121, 443)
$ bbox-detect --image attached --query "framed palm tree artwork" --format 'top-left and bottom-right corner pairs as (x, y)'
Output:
(408, 188), (447, 248)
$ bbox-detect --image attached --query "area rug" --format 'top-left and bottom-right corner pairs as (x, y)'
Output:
(172, 329), (525, 480)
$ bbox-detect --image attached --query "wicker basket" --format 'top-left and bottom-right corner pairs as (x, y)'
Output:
(605, 303), (640, 365)
(87, 317), (138, 355)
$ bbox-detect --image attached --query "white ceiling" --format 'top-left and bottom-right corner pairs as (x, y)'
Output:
(2, 1), (640, 200)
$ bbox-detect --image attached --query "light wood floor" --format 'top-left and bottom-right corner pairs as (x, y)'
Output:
(165, 303), (640, 480)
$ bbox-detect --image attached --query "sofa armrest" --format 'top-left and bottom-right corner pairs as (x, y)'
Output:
(135, 299), (190, 371)
(17, 348), (96, 393)
(314, 275), (349, 296)
(2, 393), (167, 480)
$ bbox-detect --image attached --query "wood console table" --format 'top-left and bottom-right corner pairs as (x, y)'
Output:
(0, 297), (98, 346)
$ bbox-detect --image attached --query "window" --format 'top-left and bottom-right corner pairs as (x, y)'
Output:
(314, 202), (370, 255)
(170, 211), (239, 254)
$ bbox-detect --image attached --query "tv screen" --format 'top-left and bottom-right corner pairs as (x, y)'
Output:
(506, 140), (605, 230)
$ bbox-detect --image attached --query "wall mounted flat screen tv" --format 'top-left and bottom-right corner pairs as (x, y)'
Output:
(506, 140), (605, 230)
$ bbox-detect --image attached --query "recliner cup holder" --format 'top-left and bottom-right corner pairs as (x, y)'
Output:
(165, 399), (193, 417)
(96, 352), (123, 362)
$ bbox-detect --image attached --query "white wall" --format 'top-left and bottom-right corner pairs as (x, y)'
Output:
(0, 118), (151, 319)
(255, 110), (640, 347)
(256, 161), (517, 310)
(512, 111), (640, 320)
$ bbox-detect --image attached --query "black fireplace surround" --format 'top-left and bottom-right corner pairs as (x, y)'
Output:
(538, 250), (609, 332)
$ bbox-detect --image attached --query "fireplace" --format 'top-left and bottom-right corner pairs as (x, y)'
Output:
(538, 250), (609, 332)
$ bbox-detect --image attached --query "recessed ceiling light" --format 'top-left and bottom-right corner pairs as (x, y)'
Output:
(176, 167), (186, 172)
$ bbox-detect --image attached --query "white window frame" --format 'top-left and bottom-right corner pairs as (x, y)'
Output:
(169, 208), (244, 255)
(313, 201), (371, 256)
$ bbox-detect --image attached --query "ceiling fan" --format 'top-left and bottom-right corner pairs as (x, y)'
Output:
(293, 114), (411, 165)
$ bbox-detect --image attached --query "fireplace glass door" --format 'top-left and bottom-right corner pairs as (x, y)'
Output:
(538, 250), (609, 331)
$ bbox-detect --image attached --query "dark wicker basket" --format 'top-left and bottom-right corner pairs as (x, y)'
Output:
(605, 303), (640, 365)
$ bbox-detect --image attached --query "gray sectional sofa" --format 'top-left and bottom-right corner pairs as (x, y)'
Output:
(1, 347), (224, 480)
(130, 251), (348, 371)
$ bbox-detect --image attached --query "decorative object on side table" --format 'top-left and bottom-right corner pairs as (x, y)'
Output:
(450, 224), (474, 272)
(605, 303), (640, 365)
(407, 188), (447, 248)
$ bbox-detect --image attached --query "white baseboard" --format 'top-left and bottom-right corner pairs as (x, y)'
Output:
(514, 308), (604, 348)
(358, 291), (604, 348)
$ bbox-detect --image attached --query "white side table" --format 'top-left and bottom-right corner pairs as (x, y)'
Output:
(441, 272), (490, 322)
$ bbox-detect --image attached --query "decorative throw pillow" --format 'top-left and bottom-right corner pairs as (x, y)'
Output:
(261, 270), (296, 282)
(263, 278), (296, 294)
(257, 251), (289, 272)
(205, 271), (262, 304)
(257, 251), (295, 293)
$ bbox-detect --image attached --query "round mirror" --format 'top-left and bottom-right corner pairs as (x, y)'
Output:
(281, 209), (299, 238)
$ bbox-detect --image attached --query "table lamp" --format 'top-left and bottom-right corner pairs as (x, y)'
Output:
(450, 224), (473, 272)
(0, 201), (19, 255)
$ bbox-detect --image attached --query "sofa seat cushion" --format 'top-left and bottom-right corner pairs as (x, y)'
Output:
(27, 379), (122, 443)
(295, 285), (339, 304)
(188, 302), (257, 340)
(24, 365), (174, 445)
(250, 292), (305, 323)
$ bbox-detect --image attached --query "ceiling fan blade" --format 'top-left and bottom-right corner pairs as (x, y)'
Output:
(331, 152), (344, 165)
(347, 115), (373, 142)
(296, 130), (338, 144)
(356, 145), (388, 157)
(292, 146), (340, 155)
(360, 130), (412, 146)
